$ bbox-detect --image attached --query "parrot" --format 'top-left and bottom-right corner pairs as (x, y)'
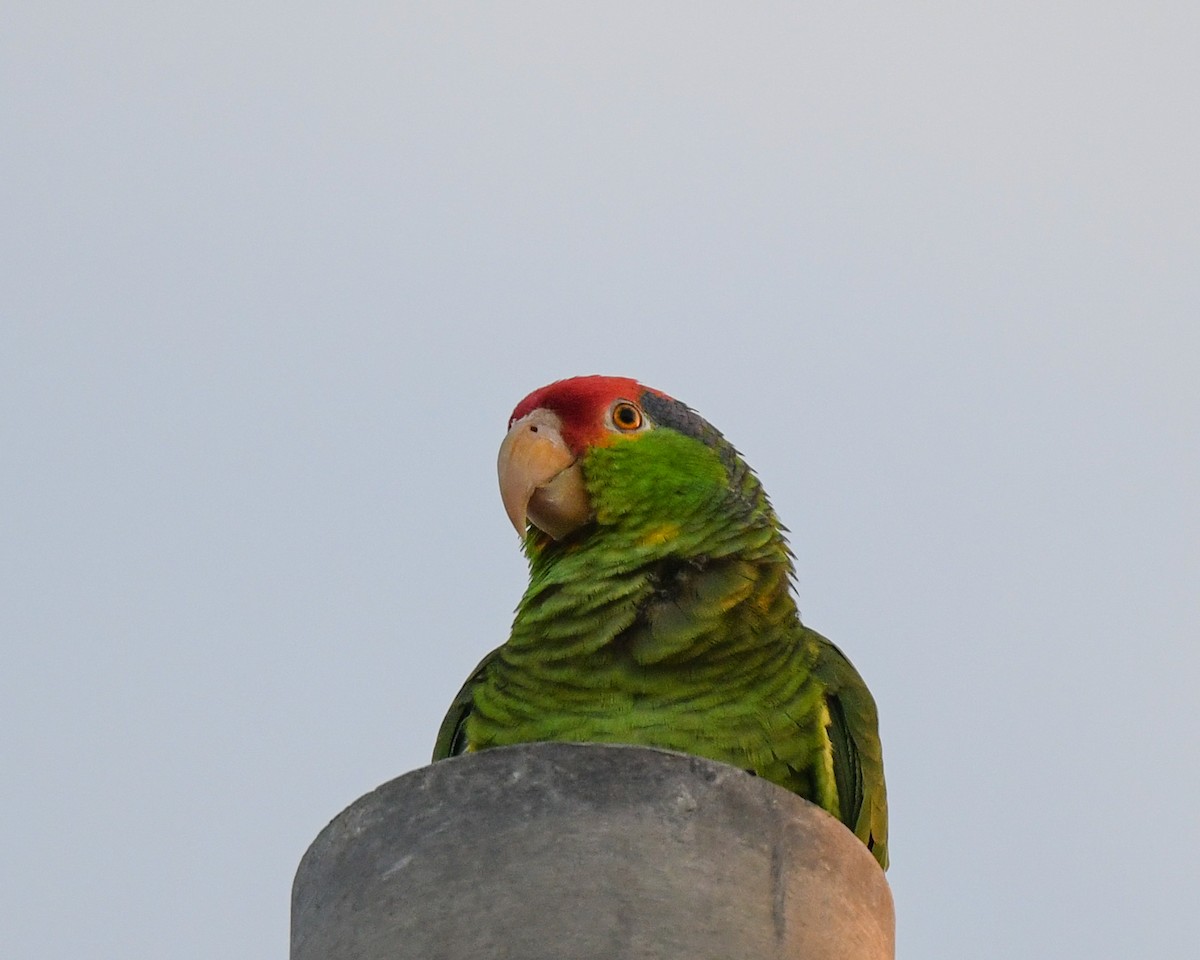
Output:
(433, 375), (888, 869)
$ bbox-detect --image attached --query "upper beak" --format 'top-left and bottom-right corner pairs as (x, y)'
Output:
(497, 409), (591, 540)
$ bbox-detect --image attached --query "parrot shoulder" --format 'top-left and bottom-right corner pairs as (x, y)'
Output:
(431, 646), (501, 761)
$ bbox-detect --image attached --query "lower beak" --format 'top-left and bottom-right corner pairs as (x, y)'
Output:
(497, 412), (591, 540)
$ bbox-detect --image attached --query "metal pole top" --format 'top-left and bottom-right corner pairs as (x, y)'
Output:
(292, 742), (894, 960)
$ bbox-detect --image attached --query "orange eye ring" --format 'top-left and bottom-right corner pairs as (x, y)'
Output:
(611, 401), (643, 431)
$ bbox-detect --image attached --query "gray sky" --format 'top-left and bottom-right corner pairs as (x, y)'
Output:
(4, 4), (1197, 958)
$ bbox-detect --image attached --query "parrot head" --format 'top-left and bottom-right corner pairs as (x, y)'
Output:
(498, 375), (777, 556)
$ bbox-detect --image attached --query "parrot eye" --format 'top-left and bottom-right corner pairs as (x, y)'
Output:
(610, 401), (644, 431)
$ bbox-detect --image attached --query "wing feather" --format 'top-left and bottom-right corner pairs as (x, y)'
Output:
(810, 631), (889, 870)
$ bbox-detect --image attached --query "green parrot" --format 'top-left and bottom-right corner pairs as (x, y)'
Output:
(434, 375), (888, 869)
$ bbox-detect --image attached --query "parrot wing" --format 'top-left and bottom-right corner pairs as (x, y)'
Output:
(811, 631), (890, 870)
(431, 646), (499, 761)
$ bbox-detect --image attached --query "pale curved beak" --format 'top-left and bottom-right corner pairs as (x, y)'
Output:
(498, 409), (591, 540)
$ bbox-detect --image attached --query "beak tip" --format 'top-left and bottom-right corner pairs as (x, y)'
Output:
(502, 498), (528, 538)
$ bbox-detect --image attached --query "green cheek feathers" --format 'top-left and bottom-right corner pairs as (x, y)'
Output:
(583, 431), (730, 531)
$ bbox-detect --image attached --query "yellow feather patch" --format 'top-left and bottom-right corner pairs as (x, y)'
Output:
(816, 698), (839, 811)
(637, 522), (681, 547)
(753, 589), (773, 614)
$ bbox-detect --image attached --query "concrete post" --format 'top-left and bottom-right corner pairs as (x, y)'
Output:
(292, 742), (893, 960)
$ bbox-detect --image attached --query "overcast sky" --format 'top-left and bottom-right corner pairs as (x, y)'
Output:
(3, 5), (1198, 958)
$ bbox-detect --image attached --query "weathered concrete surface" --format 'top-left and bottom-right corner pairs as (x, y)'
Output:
(292, 742), (893, 960)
